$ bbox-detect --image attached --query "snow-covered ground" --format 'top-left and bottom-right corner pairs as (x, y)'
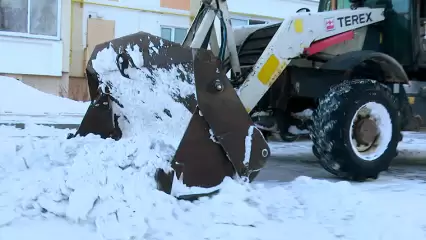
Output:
(2, 46), (426, 240)
(0, 76), (88, 115)
(0, 76), (88, 125)
(1, 125), (426, 240)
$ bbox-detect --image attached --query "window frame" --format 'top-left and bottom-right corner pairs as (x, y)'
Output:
(230, 18), (249, 26)
(160, 25), (189, 44)
(0, 0), (62, 40)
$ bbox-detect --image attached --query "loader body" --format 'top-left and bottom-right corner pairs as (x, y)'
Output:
(317, 0), (426, 127)
(71, 0), (426, 197)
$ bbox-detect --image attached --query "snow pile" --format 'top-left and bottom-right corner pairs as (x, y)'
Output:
(0, 76), (89, 115)
(2, 136), (426, 240)
(0, 135), (177, 239)
(0, 124), (75, 138)
(91, 43), (195, 141)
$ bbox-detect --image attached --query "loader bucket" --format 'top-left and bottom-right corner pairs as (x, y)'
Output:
(70, 31), (270, 198)
(69, 32), (197, 140)
(157, 49), (271, 197)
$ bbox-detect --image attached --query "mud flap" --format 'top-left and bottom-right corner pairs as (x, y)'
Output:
(156, 49), (270, 197)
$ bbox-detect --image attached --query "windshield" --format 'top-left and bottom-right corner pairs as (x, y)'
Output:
(319, 0), (409, 13)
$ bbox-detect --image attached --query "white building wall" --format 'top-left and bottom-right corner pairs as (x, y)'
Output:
(80, 0), (319, 48)
(83, 0), (162, 12)
(0, 0), (68, 77)
(0, 0), (319, 78)
(81, 5), (189, 47)
(0, 36), (63, 76)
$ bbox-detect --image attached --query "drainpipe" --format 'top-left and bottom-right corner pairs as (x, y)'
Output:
(69, 0), (75, 67)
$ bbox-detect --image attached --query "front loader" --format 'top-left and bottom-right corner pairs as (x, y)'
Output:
(70, 0), (425, 198)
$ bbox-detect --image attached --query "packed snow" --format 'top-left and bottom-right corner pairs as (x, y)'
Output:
(2, 131), (426, 240)
(1, 45), (426, 240)
(0, 123), (75, 138)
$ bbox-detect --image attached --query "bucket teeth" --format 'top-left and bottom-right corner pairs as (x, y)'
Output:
(71, 93), (121, 140)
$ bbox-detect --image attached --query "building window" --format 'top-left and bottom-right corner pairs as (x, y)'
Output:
(0, 0), (61, 39)
(248, 19), (267, 25)
(161, 26), (188, 44)
(230, 18), (268, 27)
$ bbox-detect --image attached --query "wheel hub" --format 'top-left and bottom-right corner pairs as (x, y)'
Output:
(354, 118), (378, 145)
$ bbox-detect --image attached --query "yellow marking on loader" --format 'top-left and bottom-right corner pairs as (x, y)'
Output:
(258, 54), (280, 85)
(379, 32), (383, 44)
(408, 97), (415, 104)
(246, 107), (251, 113)
(268, 61), (288, 87)
(294, 19), (303, 33)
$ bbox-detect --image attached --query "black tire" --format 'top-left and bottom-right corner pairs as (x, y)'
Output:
(310, 79), (401, 181)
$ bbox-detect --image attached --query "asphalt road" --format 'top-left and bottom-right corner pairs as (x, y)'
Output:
(255, 132), (426, 183)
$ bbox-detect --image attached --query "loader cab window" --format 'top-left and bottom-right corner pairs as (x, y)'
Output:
(389, 0), (409, 13)
(319, 0), (408, 12)
(421, 0), (426, 18)
(362, 0), (409, 13)
(161, 26), (188, 44)
(419, 0), (426, 61)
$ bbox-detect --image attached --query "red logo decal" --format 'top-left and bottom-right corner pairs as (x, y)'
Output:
(325, 18), (335, 31)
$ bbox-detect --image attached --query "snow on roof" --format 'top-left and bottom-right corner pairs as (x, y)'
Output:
(0, 76), (89, 115)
